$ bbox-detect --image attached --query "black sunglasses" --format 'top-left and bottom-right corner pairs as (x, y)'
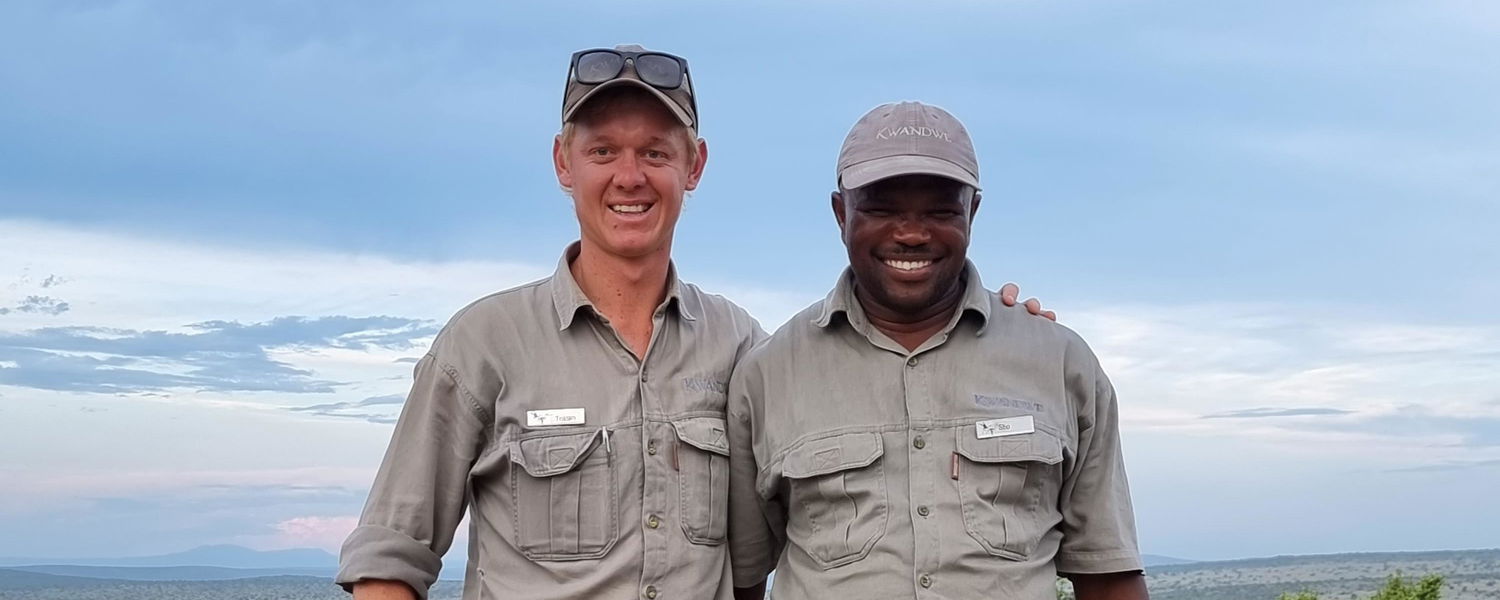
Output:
(569, 48), (691, 90)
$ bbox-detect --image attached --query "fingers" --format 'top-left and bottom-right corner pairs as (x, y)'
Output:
(1000, 282), (1019, 306)
(1023, 298), (1058, 321)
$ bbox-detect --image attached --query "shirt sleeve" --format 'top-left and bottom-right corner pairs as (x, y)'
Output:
(726, 355), (783, 587)
(1055, 359), (1144, 575)
(335, 352), (491, 598)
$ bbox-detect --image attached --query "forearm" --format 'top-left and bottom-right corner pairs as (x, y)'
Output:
(733, 582), (767, 600)
(352, 580), (418, 600)
(1070, 571), (1149, 600)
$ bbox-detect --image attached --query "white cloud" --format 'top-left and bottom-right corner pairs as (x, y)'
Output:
(267, 515), (360, 552)
(1069, 303), (1500, 471)
(0, 219), (550, 332)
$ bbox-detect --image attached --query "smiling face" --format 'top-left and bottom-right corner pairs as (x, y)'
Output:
(833, 174), (981, 321)
(554, 88), (707, 261)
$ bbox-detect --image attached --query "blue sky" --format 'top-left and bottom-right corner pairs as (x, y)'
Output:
(1, 0), (1498, 564)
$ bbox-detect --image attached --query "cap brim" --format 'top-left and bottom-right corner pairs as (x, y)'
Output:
(563, 79), (695, 129)
(839, 155), (979, 190)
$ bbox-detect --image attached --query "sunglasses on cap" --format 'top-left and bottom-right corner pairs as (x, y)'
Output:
(569, 48), (691, 89)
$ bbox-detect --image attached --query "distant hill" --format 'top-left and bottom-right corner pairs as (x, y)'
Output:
(0, 568), (124, 591)
(0, 572), (468, 600)
(0, 544), (336, 569)
(1144, 548), (1500, 600)
(1143, 554), (1198, 567)
(7, 564), (333, 581)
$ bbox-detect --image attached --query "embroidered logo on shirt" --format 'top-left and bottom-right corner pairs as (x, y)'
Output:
(974, 394), (1043, 413)
(682, 376), (727, 395)
(526, 408), (585, 427)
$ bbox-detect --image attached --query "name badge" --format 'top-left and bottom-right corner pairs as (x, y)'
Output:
(527, 408), (585, 427)
(976, 415), (1034, 439)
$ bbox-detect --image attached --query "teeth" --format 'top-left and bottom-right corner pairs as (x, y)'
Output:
(884, 259), (932, 271)
(610, 204), (648, 214)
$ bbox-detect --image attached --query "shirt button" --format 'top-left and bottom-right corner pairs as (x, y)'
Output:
(917, 505), (930, 517)
(907, 357), (919, 367)
(645, 585), (658, 599)
(647, 515), (660, 529)
(647, 441), (658, 455)
(640, 372), (648, 382)
(913, 435), (926, 450)
(919, 574), (933, 588)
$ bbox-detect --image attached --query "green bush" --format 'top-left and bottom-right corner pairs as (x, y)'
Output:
(1370, 574), (1444, 600)
(1275, 573), (1445, 600)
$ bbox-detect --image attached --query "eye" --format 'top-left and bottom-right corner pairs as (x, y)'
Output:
(644, 149), (668, 160)
(588, 147), (613, 157)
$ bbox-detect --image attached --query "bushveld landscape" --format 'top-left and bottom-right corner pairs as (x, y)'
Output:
(3, 547), (1498, 600)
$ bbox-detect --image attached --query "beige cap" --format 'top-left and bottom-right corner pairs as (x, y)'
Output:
(562, 44), (697, 131)
(836, 101), (979, 190)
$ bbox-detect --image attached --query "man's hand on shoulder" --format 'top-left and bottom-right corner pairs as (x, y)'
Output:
(352, 580), (418, 600)
(999, 282), (1057, 321)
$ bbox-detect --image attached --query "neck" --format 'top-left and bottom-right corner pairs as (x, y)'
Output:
(569, 240), (672, 327)
(855, 277), (967, 352)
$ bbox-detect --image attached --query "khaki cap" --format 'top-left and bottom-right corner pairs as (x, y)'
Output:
(837, 101), (979, 190)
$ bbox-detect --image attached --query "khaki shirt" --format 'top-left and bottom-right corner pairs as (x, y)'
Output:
(337, 244), (765, 600)
(727, 264), (1141, 599)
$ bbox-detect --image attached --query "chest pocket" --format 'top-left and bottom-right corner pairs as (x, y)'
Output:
(673, 416), (730, 545)
(509, 429), (618, 561)
(781, 432), (889, 569)
(953, 424), (1064, 560)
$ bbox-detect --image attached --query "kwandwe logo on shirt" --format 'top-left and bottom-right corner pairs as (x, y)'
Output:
(682, 376), (727, 396)
(974, 394), (1043, 413)
(875, 125), (952, 142)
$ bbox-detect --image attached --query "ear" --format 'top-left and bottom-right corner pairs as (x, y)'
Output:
(553, 135), (573, 190)
(684, 137), (709, 191)
(831, 190), (848, 234)
(969, 191), (982, 223)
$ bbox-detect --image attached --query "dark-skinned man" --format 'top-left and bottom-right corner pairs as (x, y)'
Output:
(728, 102), (1148, 600)
(335, 47), (1057, 600)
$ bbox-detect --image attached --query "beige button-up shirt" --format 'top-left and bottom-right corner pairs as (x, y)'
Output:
(337, 244), (765, 600)
(728, 264), (1141, 599)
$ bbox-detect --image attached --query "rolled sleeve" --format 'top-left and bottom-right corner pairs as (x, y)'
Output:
(336, 351), (490, 597)
(336, 524), (444, 598)
(1055, 364), (1143, 576)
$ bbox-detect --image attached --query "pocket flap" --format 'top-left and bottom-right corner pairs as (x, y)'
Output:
(672, 416), (729, 456)
(782, 432), (884, 479)
(955, 425), (1063, 465)
(510, 430), (603, 478)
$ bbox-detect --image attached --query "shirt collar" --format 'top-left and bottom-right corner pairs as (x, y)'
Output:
(551, 242), (696, 331)
(813, 260), (992, 335)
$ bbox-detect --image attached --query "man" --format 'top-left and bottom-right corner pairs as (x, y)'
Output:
(336, 48), (1053, 600)
(727, 102), (1148, 599)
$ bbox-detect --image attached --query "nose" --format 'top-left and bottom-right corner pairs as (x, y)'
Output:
(611, 152), (647, 191)
(891, 216), (931, 246)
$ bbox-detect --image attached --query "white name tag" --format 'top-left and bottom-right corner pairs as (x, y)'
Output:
(526, 408), (585, 427)
(976, 415), (1035, 439)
